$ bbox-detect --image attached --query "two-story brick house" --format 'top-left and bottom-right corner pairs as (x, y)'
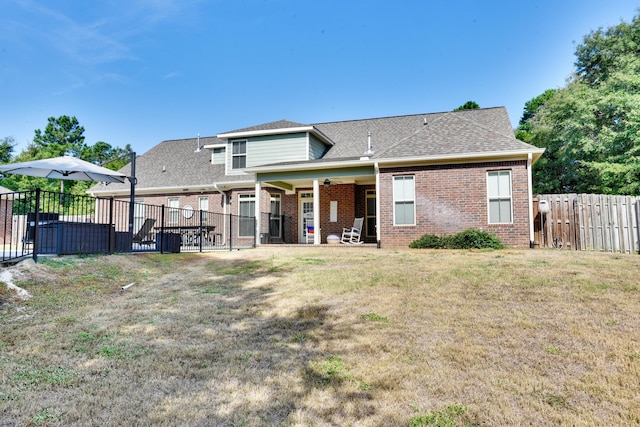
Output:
(89, 107), (544, 247)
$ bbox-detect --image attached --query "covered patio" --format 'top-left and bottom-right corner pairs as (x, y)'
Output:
(253, 162), (379, 246)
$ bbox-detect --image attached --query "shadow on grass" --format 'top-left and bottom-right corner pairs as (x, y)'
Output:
(0, 255), (395, 426)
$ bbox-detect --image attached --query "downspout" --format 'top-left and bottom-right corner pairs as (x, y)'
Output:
(375, 162), (381, 248)
(527, 153), (534, 248)
(255, 182), (261, 246)
(213, 184), (227, 245)
(313, 178), (320, 244)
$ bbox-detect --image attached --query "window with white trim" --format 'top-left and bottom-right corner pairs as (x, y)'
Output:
(232, 140), (247, 169)
(134, 200), (145, 234)
(393, 175), (415, 225)
(487, 171), (512, 223)
(199, 197), (209, 222)
(238, 193), (255, 237)
(168, 198), (179, 224)
(269, 193), (281, 237)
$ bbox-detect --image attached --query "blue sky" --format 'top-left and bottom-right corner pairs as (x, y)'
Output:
(1, 0), (638, 156)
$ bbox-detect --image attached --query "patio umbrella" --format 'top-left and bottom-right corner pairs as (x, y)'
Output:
(0, 156), (127, 184)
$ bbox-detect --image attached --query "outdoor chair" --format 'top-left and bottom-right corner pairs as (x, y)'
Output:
(132, 218), (156, 247)
(341, 217), (364, 244)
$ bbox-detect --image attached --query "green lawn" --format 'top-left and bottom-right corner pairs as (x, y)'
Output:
(1, 247), (639, 426)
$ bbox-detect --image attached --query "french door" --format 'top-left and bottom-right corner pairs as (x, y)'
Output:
(299, 192), (314, 243)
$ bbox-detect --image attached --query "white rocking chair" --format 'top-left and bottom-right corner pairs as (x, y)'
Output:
(341, 217), (364, 244)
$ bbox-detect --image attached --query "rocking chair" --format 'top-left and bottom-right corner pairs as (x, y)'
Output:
(341, 217), (364, 244)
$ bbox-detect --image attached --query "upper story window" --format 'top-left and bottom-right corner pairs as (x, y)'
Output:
(232, 140), (247, 169)
(487, 171), (512, 223)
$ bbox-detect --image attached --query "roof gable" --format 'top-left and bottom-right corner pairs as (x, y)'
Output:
(221, 120), (308, 135)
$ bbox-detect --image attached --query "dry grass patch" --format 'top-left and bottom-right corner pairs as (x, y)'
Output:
(1, 248), (639, 425)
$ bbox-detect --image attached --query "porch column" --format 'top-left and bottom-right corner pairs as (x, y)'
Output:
(313, 178), (320, 244)
(255, 181), (261, 246)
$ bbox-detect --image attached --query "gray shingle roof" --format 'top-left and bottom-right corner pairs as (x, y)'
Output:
(91, 107), (536, 194)
(312, 107), (529, 160)
(221, 120), (308, 134)
(90, 136), (253, 194)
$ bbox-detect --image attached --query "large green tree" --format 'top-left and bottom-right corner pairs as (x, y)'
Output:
(521, 14), (640, 195)
(454, 101), (480, 111)
(1, 116), (131, 194)
(0, 137), (15, 165)
(32, 115), (86, 159)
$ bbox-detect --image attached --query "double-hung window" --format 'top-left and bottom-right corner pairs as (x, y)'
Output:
(199, 197), (209, 222)
(238, 194), (255, 237)
(487, 171), (512, 223)
(168, 198), (179, 224)
(393, 175), (415, 225)
(232, 140), (247, 169)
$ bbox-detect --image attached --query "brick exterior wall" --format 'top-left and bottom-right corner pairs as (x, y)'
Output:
(129, 193), (227, 214)
(113, 159), (531, 248)
(378, 160), (531, 248)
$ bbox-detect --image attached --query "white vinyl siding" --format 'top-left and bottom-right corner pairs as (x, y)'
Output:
(247, 133), (307, 167)
(212, 147), (225, 165)
(309, 134), (327, 159)
(238, 194), (255, 237)
(393, 176), (415, 225)
(487, 171), (512, 223)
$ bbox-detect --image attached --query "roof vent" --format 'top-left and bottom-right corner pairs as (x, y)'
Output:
(361, 132), (374, 160)
(423, 118), (428, 125)
(195, 133), (201, 152)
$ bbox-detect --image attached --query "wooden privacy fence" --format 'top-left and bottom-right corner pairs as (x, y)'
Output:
(534, 194), (640, 254)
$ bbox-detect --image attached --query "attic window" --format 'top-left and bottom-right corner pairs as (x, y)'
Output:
(232, 140), (247, 169)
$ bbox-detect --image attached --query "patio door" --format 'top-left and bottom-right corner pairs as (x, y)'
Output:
(299, 192), (314, 243)
(366, 189), (376, 237)
(269, 193), (281, 238)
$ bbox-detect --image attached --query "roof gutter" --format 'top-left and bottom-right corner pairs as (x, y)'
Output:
(246, 148), (545, 174)
(89, 180), (255, 197)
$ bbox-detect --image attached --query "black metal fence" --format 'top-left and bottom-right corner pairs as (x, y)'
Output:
(0, 189), (255, 263)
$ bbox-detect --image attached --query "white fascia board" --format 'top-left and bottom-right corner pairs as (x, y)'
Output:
(376, 148), (546, 167)
(217, 127), (335, 146)
(202, 143), (226, 149)
(217, 126), (314, 139)
(246, 159), (375, 173)
(88, 181), (255, 197)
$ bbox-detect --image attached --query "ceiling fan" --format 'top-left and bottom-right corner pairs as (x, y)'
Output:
(323, 178), (343, 187)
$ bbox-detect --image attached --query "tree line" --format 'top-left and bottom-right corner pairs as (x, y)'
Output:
(518, 12), (640, 195)
(0, 116), (131, 195)
(3, 12), (640, 197)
